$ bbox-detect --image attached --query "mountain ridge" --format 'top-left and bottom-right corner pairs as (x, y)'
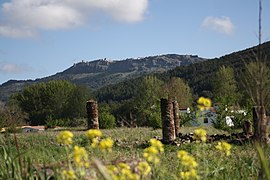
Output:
(1, 41), (270, 102)
(0, 54), (207, 102)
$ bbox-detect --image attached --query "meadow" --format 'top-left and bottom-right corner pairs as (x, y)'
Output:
(0, 126), (269, 179)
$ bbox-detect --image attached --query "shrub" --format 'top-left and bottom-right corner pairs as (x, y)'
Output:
(99, 112), (116, 129)
(46, 118), (87, 128)
(147, 112), (162, 129)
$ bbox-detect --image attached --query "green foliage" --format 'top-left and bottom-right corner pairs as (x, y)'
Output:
(212, 104), (249, 130)
(95, 77), (141, 102)
(133, 76), (164, 127)
(213, 66), (239, 106)
(13, 80), (76, 125)
(5, 127), (23, 133)
(256, 144), (270, 180)
(63, 85), (92, 119)
(180, 112), (195, 127)
(99, 111), (116, 129)
(146, 111), (162, 129)
(0, 102), (28, 128)
(98, 103), (117, 129)
(1, 127), (270, 179)
(96, 76), (193, 128)
(163, 77), (193, 108)
(13, 80), (92, 125)
(45, 118), (87, 128)
(165, 41), (270, 96)
(242, 61), (270, 108)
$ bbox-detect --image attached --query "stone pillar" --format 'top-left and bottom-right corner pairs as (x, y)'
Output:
(252, 106), (269, 144)
(243, 120), (252, 136)
(86, 100), (99, 129)
(161, 98), (175, 143)
(172, 100), (180, 137)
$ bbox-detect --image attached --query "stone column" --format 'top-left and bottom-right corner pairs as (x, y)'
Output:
(252, 106), (269, 144)
(243, 120), (252, 136)
(172, 100), (180, 137)
(86, 100), (99, 129)
(161, 98), (175, 143)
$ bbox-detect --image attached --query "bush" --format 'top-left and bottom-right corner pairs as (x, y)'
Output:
(99, 112), (116, 129)
(147, 112), (162, 129)
(180, 113), (195, 127)
(46, 118), (87, 128)
(5, 126), (22, 133)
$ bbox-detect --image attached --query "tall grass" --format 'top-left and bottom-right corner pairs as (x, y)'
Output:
(0, 127), (269, 179)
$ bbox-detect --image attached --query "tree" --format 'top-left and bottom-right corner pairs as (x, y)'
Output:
(63, 85), (93, 119)
(241, 0), (270, 144)
(163, 77), (193, 108)
(244, 62), (270, 109)
(13, 80), (79, 125)
(0, 101), (28, 128)
(243, 61), (270, 143)
(213, 65), (239, 106)
(133, 76), (164, 127)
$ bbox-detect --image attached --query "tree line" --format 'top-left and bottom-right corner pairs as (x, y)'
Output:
(0, 76), (193, 129)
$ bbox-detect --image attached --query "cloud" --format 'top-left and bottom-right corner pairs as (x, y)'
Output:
(0, 0), (149, 38)
(0, 62), (32, 73)
(202, 16), (235, 35)
(0, 25), (37, 38)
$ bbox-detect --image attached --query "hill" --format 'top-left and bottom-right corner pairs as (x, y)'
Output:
(165, 41), (270, 96)
(95, 41), (270, 102)
(0, 54), (207, 102)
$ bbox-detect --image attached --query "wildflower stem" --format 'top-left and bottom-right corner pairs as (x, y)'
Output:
(256, 144), (270, 180)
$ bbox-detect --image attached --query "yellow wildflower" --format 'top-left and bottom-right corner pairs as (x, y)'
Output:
(150, 138), (164, 153)
(177, 150), (188, 159)
(85, 129), (102, 140)
(99, 137), (114, 151)
(143, 139), (163, 164)
(194, 128), (207, 142)
(106, 165), (120, 180)
(181, 155), (198, 168)
(197, 97), (211, 110)
(180, 169), (199, 180)
(56, 131), (73, 145)
(143, 146), (159, 155)
(177, 150), (198, 168)
(215, 141), (232, 156)
(91, 138), (99, 148)
(62, 169), (76, 180)
(115, 163), (139, 180)
(137, 161), (151, 176)
(143, 152), (160, 164)
(73, 146), (88, 167)
(121, 169), (139, 180)
(107, 165), (119, 174)
(118, 163), (130, 170)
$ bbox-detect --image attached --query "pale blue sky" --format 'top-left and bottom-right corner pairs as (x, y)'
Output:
(0, 0), (270, 84)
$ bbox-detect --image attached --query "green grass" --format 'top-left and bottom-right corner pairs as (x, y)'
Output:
(0, 127), (269, 179)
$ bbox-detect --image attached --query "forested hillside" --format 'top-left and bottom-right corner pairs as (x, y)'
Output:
(166, 41), (270, 96)
(96, 41), (270, 102)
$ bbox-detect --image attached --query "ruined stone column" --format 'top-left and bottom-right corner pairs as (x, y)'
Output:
(86, 100), (99, 129)
(252, 106), (269, 144)
(243, 120), (252, 136)
(172, 100), (180, 137)
(161, 98), (175, 143)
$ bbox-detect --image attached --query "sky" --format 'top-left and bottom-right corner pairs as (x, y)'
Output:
(0, 0), (270, 85)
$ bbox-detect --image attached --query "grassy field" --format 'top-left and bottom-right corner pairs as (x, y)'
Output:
(0, 126), (269, 179)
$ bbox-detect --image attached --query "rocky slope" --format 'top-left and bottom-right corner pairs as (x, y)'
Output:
(0, 54), (207, 102)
